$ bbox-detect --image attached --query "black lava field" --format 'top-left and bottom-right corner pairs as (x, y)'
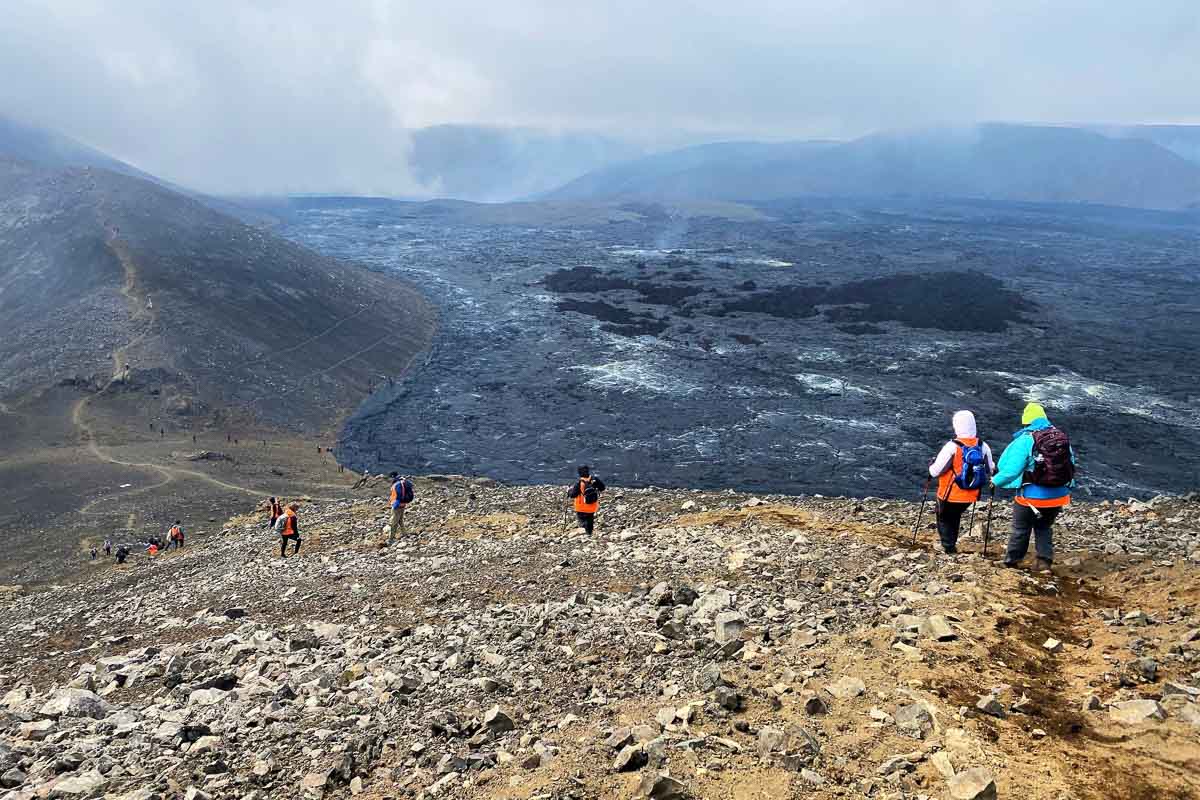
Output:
(275, 197), (1200, 499)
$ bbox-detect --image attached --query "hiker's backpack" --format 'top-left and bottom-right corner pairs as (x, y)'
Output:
(953, 439), (990, 490)
(582, 479), (599, 505)
(1029, 427), (1075, 487)
(273, 515), (287, 534)
(396, 479), (415, 505)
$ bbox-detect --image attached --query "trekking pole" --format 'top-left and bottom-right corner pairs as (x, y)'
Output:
(910, 478), (932, 547)
(967, 500), (978, 546)
(983, 484), (996, 558)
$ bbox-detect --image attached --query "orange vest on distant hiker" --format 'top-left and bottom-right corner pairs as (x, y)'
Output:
(937, 438), (984, 504)
(574, 479), (599, 514)
(281, 508), (298, 536)
(148, 544), (159, 556)
(169, 526), (182, 541)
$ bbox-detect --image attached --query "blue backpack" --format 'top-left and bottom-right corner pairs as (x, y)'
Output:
(953, 439), (989, 490)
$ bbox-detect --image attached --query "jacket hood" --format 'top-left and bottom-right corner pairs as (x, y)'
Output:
(952, 410), (977, 439)
(1022, 402), (1048, 425)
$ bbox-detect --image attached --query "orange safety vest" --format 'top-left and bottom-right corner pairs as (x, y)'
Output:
(281, 509), (298, 536)
(169, 526), (182, 541)
(574, 479), (599, 514)
(937, 438), (985, 504)
(148, 544), (159, 556)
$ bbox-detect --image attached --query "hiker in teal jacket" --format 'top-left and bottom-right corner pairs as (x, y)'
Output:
(993, 403), (1074, 571)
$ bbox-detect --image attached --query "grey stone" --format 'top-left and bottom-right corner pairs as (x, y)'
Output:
(1, 768), (27, 789)
(895, 703), (933, 739)
(484, 705), (515, 733)
(947, 767), (998, 800)
(877, 755), (915, 776)
(802, 693), (829, 716)
(635, 774), (687, 800)
(48, 770), (107, 798)
(713, 686), (741, 711)
(1132, 658), (1158, 682)
(919, 615), (957, 641)
(613, 744), (647, 772)
(1109, 699), (1165, 724)
(975, 694), (1006, 718)
(713, 611), (746, 644)
(39, 688), (111, 719)
(825, 676), (865, 699)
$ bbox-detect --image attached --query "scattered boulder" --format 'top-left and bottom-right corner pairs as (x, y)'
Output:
(948, 767), (998, 800)
(825, 676), (865, 700)
(919, 615), (957, 641)
(39, 689), (111, 720)
(1109, 699), (1166, 725)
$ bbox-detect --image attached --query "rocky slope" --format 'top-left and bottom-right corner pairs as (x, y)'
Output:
(1, 481), (1198, 799)
(0, 157), (436, 430)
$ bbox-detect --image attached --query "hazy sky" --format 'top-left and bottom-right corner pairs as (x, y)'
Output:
(2, 0), (1197, 194)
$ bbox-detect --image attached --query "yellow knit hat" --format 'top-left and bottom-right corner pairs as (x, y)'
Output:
(1021, 402), (1047, 425)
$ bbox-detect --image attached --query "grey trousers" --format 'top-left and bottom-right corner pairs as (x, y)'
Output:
(1005, 503), (1061, 564)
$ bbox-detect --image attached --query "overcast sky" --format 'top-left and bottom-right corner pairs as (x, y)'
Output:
(2, 0), (1198, 195)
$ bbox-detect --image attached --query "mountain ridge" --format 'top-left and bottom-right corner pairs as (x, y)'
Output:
(547, 124), (1200, 210)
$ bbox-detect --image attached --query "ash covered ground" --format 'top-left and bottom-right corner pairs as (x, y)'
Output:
(274, 198), (1200, 499)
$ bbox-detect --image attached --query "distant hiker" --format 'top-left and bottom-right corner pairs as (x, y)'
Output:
(927, 410), (995, 554)
(386, 472), (415, 544)
(993, 403), (1075, 572)
(90, 546), (98, 561)
(115, 545), (129, 564)
(276, 503), (301, 557)
(567, 465), (606, 535)
(168, 521), (185, 550)
(147, 542), (159, 557)
(103, 538), (112, 557)
(267, 496), (283, 530)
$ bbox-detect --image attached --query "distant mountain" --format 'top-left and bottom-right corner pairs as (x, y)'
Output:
(408, 125), (649, 201)
(0, 157), (435, 432)
(548, 124), (1200, 210)
(1094, 124), (1200, 166)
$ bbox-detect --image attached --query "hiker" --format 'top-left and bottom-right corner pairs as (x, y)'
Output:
(103, 538), (112, 557)
(386, 472), (415, 544)
(147, 542), (159, 557)
(168, 520), (185, 550)
(927, 410), (995, 554)
(115, 545), (129, 564)
(90, 546), (98, 561)
(267, 496), (283, 530)
(992, 402), (1075, 572)
(567, 465), (606, 535)
(276, 503), (301, 557)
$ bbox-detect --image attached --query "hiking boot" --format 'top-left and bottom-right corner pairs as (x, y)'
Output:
(1035, 557), (1053, 574)
(943, 547), (958, 555)
(1002, 560), (1019, 569)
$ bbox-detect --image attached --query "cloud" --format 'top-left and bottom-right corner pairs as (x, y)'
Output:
(1, 0), (1197, 194)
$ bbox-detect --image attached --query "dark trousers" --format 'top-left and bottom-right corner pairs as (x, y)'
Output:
(576, 512), (595, 535)
(1005, 503), (1060, 564)
(936, 500), (971, 552)
(280, 534), (301, 556)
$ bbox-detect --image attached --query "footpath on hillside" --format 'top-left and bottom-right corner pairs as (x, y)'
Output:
(0, 480), (1198, 800)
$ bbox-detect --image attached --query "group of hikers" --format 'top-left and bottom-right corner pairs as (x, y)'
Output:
(256, 401), (1067, 571)
(91, 519), (186, 564)
(925, 401), (1074, 571)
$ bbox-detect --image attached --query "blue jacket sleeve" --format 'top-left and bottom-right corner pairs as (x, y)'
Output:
(993, 433), (1033, 489)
